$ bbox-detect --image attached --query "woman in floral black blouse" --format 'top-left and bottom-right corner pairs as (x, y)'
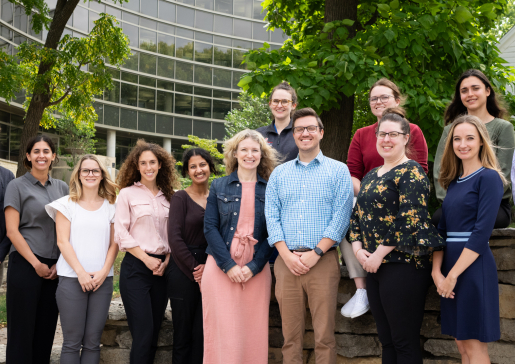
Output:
(348, 107), (444, 364)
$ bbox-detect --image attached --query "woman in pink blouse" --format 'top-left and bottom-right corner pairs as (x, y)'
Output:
(115, 139), (180, 364)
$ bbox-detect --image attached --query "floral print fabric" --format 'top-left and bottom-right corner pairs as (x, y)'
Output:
(349, 160), (444, 269)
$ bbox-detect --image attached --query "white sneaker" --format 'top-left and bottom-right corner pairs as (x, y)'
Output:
(341, 289), (369, 318)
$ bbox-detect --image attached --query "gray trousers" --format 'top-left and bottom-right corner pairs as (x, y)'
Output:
(56, 276), (113, 364)
(340, 197), (367, 279)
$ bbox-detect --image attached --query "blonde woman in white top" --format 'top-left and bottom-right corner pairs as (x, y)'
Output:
(46, 155), (118, 364)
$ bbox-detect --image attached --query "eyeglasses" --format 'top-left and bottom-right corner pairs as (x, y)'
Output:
(369, 95), (395, 104)
(80, 168), (102, 177)
(293, 125), (322, 134)
(376, 131), (407, 139)
(271, 99), (293, 106)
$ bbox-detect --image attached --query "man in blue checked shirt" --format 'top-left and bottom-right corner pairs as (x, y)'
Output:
(265, 107), (353, 364)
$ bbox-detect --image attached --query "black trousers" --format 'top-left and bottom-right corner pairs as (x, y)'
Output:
(431, 198), (511, 229)
(119, 252), (168, 364)
(6, 251), (59, 364)
(367, 261), (432, 364)
(166, 257), (204, 364)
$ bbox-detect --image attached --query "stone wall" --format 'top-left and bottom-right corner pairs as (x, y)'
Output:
(100, 229), (515, 363)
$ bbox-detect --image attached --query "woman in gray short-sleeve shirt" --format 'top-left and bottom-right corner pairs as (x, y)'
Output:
(4, 135), (68, 363)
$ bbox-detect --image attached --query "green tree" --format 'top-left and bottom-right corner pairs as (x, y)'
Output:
(241, 0), (515, 162)
(487, 0), (515, 39)
(0, 0), (131, 177)
(56, 117), (96, 170)
(224, 91), (272, 138)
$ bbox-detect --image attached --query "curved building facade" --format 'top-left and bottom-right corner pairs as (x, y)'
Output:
(0, 0), (286, 166)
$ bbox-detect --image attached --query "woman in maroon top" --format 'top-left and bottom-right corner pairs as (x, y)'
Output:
(341, 78), (429, 319)
(166, 148), (215, 364)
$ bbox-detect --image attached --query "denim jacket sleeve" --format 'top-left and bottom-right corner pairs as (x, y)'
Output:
(204, 180), (237, 273)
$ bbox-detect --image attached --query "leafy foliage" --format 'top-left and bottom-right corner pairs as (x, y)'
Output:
(178, 135), (225, 188)
(487, 0), (515, 39)
(224, 91), (272, 138)
(0, 13), (130, 130)
(56, 117), (96, 170)
(242, 0), (515, 160)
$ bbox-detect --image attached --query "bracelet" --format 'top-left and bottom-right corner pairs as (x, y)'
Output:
(354, 248), (363, 258)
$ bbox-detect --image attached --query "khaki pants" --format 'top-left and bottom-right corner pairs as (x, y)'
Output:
(274, 250), (340, 364)
(339, 197), (367, 279)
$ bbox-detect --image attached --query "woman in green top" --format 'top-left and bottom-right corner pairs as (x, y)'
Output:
(433, 69), (514, 228)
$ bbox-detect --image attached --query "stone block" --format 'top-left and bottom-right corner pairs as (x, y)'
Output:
(340, 265), (350, 279)
(338, 279), (358, 305)
(420, 312), (453, 339)
(100, 328), (117, 346)
(425, 285), (441, 311)
(100, 347), (131, 364)
(423, 359), (461, 364)
(0, 344), (5, 364)
(424, 339), (460, 359)
(336, 357), (381, 364)
(489, 341), (515, 364)
(500, 318), (515, 342)
(490, 238), (515, 247)
(334, 311), (377, 335)
(157, 321), (173, 347)
(270, 302), (282, 327)
(108, 301), (127, 321)
(268, 347), (283, 364)
(498, 271), (515, 285)
(492, 248), (515, 271)
(335, 334), (381, 358)
(115, 330), (133, 349)
(269, 327), (284, 348)
(303, 331), (315, 349)
(499, 284), (515, 319)
(490, 228), (515, 238)
(154, 348), (174, 363)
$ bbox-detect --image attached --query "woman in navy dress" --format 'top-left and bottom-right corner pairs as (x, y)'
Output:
(433, 114), (506, 363)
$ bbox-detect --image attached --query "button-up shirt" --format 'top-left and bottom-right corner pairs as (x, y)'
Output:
(4, 172), (69, 259)
(265, 151), (353, 249)
(114, 182), (171, 254)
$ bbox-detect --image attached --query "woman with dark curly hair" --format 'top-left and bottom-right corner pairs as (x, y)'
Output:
(114, 139), (179, 364)
(166, 148), (215, 364)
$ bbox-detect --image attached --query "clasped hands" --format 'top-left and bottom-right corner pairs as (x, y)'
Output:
(144, 255), (168, 276)
(227, 265), (254, 283)
(432, 270), (456, 299)
(34, 262), (57, 280)
(356, 249), (382, 273)
(284, 250), (320, 277)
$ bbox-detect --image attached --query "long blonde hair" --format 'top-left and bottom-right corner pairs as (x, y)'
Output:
(69, 155), (119, 204)
(439, 115), (507, 190)
(223, 129), (280, 180)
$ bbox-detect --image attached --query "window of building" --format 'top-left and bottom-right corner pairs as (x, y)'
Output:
(176, 5), (194, 27)
(158, 1), (176, 22)
(213, 89), (231, 100)
(252, 22), (268, 41)
(138, 87), (156, 110)
(140, 52), (157, 75)
(158, 34), (175, 56)
(176, 38), (193, 60)
(174, 118), (192, 136)
(156, 91), (174, 112)
(194, 97), (212, 118)
(138, 111), (155, 132)
(213, 100), (231, 119)
(104, 105), (120, 127)
(196, 0), (214, 10)
(121, 72), (138, 83)
(157, 57), (174, 78)
(213, 46), (232, 67)
(234, 19), (251, 38)
(121, 83), (138, 106)
(104, 81), (120, 103)
(122, 23), (139, 47)
(194, 120), (211, 138)
(140, 28), (157, 52)
(175, 94), (193, 115)
(120, 108), (137, 129)
(195, 10), (213, 32)
(175, 61), (193, 82)
(213, 68), (232, 88)
(215, 0), (233, 14)
(139, 75), (156, 87)
(156, 114), (174, 135)
(123, 0), (140, 12)
(123, 51), (139, 71)
(140, 0), (157, 17)
(234, 0), (253, 17)
(214, 15), (232, 35)
(157, 80), (174, 91)
(212, 122), (226, 140)
(194, 42), (213, 64)
(194, 65), (212, 85)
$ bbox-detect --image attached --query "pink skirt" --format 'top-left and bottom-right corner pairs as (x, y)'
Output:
(202, 255), (271, 364)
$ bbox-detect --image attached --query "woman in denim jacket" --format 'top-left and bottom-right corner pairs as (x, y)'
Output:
(202, 129), (279, 364)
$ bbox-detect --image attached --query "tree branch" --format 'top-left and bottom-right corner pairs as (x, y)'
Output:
(48, 87), (71, 106)
(356, 10), (378, 32)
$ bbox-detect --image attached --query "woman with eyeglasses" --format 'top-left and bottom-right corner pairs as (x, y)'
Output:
(348, 107), (444, 363)
(46, 155), (118, 364)
(256, 81), (299, 163)
(342, 78), (429, 319)
(433, 69), (515, 228)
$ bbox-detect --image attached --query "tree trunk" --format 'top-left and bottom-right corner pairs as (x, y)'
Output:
(320, 0), (358, 163)
(15, 0), (80, 177)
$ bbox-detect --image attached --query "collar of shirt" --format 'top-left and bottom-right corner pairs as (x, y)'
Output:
(294, 150), (325, 167)
(24, 171), (53, 186)
(133, 181), (164, 198)
(265, 119), (294, 134)
(227, 170), (268, 185)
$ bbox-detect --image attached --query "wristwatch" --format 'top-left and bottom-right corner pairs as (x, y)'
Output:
(313, 247), (324, 257)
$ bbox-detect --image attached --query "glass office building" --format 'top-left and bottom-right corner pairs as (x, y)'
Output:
(0, 0), (286, 166)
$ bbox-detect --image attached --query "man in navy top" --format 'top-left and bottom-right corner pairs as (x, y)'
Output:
(265, 108), (353, 364)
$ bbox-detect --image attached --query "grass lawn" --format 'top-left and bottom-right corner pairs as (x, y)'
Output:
(0, 295), (6, 327)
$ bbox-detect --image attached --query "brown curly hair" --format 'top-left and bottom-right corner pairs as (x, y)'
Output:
(116, 139), (180, 200)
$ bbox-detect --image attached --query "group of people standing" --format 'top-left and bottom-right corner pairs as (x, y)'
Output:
(0, 68), (511, 364)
